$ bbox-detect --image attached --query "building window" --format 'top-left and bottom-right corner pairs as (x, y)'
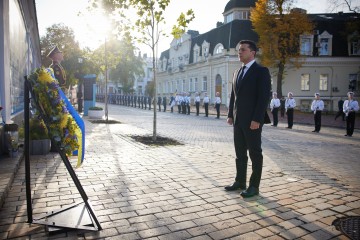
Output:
(167, 81), (171, 93)
(214, 44), (224, 55)
(349, 74), (358, 91)
(225, 13), (233, 23)
(301, 74), (310, 91)
(193, 45), (200, 63)
(182, 79), (186, 91)
(351, 40), (360, 55)
(195, 78), (198, 92)
(319, 74), (328, 91)
(189, 78), (193, 92)
(171, 81), (175, 93)
(317, 31), (333, 56)
(348, 31), (360, 55)
(158, 83), (162, 93)
(202, 77), (207, 91)
(319, 39), (329, 56)
(300, 36), (313, 56)
(177, 80), (180, 91)
(242, 11), (249, 19)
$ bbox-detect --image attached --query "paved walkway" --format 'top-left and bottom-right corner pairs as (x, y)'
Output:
(0, 104), (359, 239)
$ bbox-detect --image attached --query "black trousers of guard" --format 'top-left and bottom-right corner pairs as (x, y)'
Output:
(272, 107), (279, 126)
(346, 112), (356, 136)
(314, 111), (322, 132)
(195, 102), (200, 115)
(215, 103), (220, 118)
(286, 108), (294, 128)
(182, 103), (186, 114)
(187, 104), (190, 115)
(233, 124), (263, 188)
(204, 103), (209, 117)
(178, 105), (181, 113)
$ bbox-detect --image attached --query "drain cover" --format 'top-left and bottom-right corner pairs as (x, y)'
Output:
(332, 216), (360, 240)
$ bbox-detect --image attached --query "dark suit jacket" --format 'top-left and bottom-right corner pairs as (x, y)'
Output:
(227, 61), (271, 127)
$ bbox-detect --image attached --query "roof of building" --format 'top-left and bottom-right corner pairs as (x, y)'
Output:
(189, 19), (258, 63)
(223, 0), (256, 13)
(308, 12), (360, 56)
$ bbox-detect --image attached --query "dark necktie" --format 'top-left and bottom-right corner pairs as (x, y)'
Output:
(237, 66), (246, 90)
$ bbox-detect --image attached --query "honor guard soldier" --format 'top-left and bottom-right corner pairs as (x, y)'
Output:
(48, 45), (66, 89)
(343, 92), (359, 137)
(158, 95), (162, 112)
(148, 95), (152, 110)
(285, 92), (296, 129)
(181, 92), (187, 114)
(195, 92), (200, 116)
(176, 93), (182, 113)
(144, 95), (147, 109)
(170, 94), (175, 113)
(203, 92), (210, 117)
(214, 92), (221, 119)
(310, 93), (324, 133)
(186, 93), (191, 115)
(140, 95), (145, 109)
(270, 92), (280, 126)
(163, 95), (167, 112)
(138, 95), (141, 108)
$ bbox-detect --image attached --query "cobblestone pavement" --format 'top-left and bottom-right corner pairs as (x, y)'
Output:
(0, 103), (359, 239)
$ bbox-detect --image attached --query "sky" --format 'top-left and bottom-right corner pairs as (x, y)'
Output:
(35, 0), (359, 57)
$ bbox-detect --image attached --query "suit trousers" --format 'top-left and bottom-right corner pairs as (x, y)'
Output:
(233, 124), (263, 188)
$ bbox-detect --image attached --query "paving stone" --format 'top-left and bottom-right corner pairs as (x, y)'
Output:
(1, 106), (359, 239)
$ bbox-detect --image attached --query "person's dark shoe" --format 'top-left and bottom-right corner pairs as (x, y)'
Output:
(312, 130), (316, 132)
(224, 182), (246, 191)
(287, 127), (292, 129)
(240, 186), (259, 198)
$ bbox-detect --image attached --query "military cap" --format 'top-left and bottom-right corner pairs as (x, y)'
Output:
(47, 45), (62, 58)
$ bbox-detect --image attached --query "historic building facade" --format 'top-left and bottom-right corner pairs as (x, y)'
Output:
(156, 0), (360, 112)
(0, 0), (41, 155)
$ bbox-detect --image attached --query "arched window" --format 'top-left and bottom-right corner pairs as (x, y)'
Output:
(214, 44), (224, 55)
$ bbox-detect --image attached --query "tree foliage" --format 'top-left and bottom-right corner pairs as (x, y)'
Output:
(251, 0), (314, 98)
(92, 0), (194, 140)
(40, 23), (84, 87)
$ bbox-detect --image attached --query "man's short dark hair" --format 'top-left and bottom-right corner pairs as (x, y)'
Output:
(240, 40), (257, 52)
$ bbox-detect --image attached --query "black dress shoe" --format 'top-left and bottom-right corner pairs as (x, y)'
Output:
(224, 182), (246, 191)
(240, 186), (259, 198)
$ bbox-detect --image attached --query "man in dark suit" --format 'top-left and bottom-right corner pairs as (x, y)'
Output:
(226, 40), (271, 198)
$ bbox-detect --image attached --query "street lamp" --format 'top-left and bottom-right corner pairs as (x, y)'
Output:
(104, 38), (109, 121)
(77, 57), (84, 113)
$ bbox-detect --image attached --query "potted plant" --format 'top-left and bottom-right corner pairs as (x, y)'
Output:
(88, 106), (104, 119)
(28, 117), (51, 155)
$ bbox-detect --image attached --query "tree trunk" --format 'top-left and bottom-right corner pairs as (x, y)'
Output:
(276, 62), (285, 99)
(152, 47), (157, 141)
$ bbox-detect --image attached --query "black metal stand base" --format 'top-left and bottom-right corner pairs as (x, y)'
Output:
(33, 201), (99, 235)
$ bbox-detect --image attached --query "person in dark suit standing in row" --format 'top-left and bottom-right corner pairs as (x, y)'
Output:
(226, 40), (271, 198)
(335, 98), (345, 121)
